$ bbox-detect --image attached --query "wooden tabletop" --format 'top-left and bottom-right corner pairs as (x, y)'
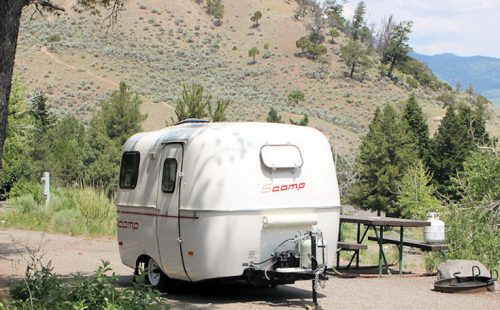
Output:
(340, 214), (431, 227)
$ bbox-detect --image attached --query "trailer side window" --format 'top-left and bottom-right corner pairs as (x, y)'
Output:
(119, 152), (140, 189)
(162, 158), (177, 193)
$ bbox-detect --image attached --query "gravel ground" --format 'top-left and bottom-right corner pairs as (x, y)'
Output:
(1, 229), (498, 309)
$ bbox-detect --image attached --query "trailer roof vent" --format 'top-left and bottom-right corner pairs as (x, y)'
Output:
(260, 144), (303, 169)
(174, 118), (209, 126)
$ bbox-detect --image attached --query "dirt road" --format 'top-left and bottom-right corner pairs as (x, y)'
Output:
(1, 229), (497, 309)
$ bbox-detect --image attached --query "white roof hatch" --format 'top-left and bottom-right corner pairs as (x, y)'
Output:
(260, 144), (303, 169)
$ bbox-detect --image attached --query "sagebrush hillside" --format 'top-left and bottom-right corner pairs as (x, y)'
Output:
(14, 0), (499, 156)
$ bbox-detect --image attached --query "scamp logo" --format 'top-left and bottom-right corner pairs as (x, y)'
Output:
(117, 220), (139, 231)
(262, 182), (306, 194)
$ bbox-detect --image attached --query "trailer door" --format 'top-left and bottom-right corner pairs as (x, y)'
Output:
(156, 143), (187, 280)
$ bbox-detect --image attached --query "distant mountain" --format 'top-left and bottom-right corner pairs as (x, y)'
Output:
(411, 52), (500, 106)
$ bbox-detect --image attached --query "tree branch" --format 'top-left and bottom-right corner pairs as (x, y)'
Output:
(33, 0), (65, 12)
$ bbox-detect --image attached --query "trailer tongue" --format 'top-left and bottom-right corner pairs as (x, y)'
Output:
(245, 230), (327, 305)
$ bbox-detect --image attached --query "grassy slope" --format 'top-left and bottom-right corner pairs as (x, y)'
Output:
(13, 0), (498, 156)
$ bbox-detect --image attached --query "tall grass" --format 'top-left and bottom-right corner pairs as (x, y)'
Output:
(1, 181), (116, 237)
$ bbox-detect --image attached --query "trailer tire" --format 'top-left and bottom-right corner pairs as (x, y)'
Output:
(145, 257), (168, 292)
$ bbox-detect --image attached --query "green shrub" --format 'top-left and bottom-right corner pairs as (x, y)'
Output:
(8, 254), (167, 309)
(46, 34), (61, 42)
(11, 194), (38, 214)
(9, 180), (44, 204)
(1, 186), (116, 237)
(49, 209), (86, 235)
(406, 76), (419, 89)
(424, 151), (499, 271)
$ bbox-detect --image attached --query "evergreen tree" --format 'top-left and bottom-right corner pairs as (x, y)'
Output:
(99, 82), (147, 146)
(0, 77), (35, 196)
(296, 36), (310, 54)
(382, 20), (413, 78)
(84, 82), (146, 195)
(175, 84), (212, 121)
(349, 105), (418, 215)
(288, 89), (305, 105)
(30, 90), (55, 131)
(250, 11), (262, 27)
(48, 116), (86, 186)
(351, 1), (366, 41)
(339, 40), (373, 78)
(324, 0), (345, 30)
(211, 99), (230, 122)
(248, 46), (260, 63)
(402, 94), (430, 160)
(85, 114), (121, 194)
(30, 89), (55, 173)
(457, 103), (490, 146)
(290, 114), (309, 126)
(329, 28), (340, 44)
(266, 107), (283, 123)
(213, 4), (224, 26)
(428, 105), (474, 195)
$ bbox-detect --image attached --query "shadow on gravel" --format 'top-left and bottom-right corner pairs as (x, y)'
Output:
(118, 276), (324, 308)
(0, 241), (27, 258)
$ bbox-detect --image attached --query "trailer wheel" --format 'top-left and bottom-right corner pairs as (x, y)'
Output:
(145, 257), (168, 291)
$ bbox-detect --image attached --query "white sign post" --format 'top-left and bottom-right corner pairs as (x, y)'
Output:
(41, 171), (50, 206)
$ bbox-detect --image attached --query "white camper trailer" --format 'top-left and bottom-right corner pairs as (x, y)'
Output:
(116, 121), (341, 293)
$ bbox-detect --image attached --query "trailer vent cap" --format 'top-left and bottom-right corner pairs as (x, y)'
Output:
(174, 118), (209, 126)
(260, 144), (303, 169)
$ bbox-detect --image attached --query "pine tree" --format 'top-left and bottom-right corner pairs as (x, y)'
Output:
(48, 116), (86, 186)
(30, 89), (55, 173)
(402, 94), (430, 160)
(340, 39), (373, 78)
(266, 107), (283, 123)
(349, 105), (418, 215)
(382, 20), (413, 78)
(175, 84), (212, 121)
(84, 82), (146, 195)
(0, 77), (35, 196)
(288, 89), (305, 105)
(428, 105), (474, 194)
(100, 82), (147, 146)
(248, 46), (260, 63)
(351, 1), (366, 41)
(250, 11), (262, 27)
(457, 103), (490, 146)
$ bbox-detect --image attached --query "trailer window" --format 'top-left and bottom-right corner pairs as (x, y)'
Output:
(162, 158), (177, 193)
(260, 145), (303, 169)
(119, 152), (140, 189)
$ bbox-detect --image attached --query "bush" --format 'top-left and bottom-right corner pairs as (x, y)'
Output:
(8, 254), (167, 309)
(1, 186), (116, 237)
(439, 151), (499, 270)
(406, 76), (419, 89)
(46, 34), (61, 42)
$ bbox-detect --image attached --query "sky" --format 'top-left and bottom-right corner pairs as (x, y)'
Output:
(342, 0), (500, 58)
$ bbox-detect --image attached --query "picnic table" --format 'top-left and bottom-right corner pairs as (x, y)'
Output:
(338, 215), (436, 275)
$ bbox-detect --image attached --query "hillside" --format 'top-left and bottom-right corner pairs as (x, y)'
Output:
(13, 0), (499, 156)
(412, 52), (500, 107)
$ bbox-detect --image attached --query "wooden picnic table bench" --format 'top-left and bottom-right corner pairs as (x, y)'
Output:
(367, 236), (448, 261)
(367, 236), (448, 252)
(336, 242), (368, 269)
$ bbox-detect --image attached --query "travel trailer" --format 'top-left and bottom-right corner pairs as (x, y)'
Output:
(116, 120), (341, 297)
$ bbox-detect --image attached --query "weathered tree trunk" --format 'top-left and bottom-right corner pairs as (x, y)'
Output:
(0, 0), (28, 177)
(388, 58), (396, 78)
(350, 63), (356, 78)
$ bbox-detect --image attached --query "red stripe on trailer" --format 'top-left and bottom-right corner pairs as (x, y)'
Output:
(117, 210), (199, 219)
